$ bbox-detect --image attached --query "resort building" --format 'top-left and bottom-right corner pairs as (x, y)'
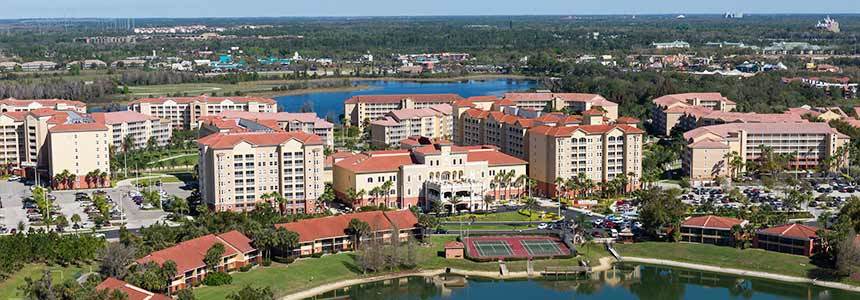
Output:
(332, 138), (527, 211)
(651, 93), (737, 136)
(47, 121), (111, 189)
(92, 111), (173, 151)
(96, 278), (171, 300)
(129, 96), (277, 129)
(500, 92), (619, 120)
(680, 215), (746, 246)
(197, 131), (326, 213)
(0, 98), (86, 113)
(754, 223), (821, 257)
(275, 210), (417, 256)
(0, 108), (112, 188)
(652, 41), (690, 49)
(201, 111), (335, 147)
(136, 230), (258, 293)
(369, 104), (453, 148)
(682, 122), (850, 184)
(527, 116), (645, 197)
(343, 94), (464, 128)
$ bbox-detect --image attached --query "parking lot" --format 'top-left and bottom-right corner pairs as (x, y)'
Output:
(0, 179), (190, 233)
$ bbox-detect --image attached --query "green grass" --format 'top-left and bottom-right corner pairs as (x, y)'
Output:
(440, 211), (558, 223)
(439, 224), (534, 231)
(614, 242), (848, 282)
(192, 236), (608, 299)
(0, 264), (94, 299)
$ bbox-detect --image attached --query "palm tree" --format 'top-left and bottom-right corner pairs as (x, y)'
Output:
(503, 171), (515, 201)
(66, 173), (77, 190)
(448, 195), (463, 213)
(554, 177), (567, 203)
(99, 170), (108, 187)
(70, 213), (81, 233)
(522, 196), (539, 219)
(368, 187), (381, 206)
(381, 180), (394, 208)
(579, 173), (594, 197)
(730, 224), (745, 249)
(345, 188), (365, 209)
(492, 172), (503, 201)
(162, 260), (178, 296)
(515, 174), (528, 197)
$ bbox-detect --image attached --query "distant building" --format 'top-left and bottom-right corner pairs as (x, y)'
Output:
(20, 61), (57, 71)
(369, 104), (453, 148)
(67, 59), (108, 69)
(96, 278), (170, 300)
(75, 36), (138, 44)
(343, 94), (464, 129)
(129, 96), (277, 129)
(0, 98), (86, 113)
(199, 111), (334, 147)
(652, 41), (690, 49)
(91, 111), (173, 151)
(762, 42), (832, 55)
(816, 16), (840, 33)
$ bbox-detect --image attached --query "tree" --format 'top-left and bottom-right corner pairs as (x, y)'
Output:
(204, 243), (226, 271)
(345, 188), (365, 209)
(176, 289), (197, 300)
(227, 285), (274, 300)
(381, 180), (394, 207)
(638, 187), (685, 240)
(417, 214), (439, 237)
(99, 242), (138, 279)
(54, 214), (69, 232)
(522, 196), (539, 217)
(347, 218), (371, 247)
(171, 196), (189, 216)
(70, 214), (82, 232)
(162, 260), (178, 295)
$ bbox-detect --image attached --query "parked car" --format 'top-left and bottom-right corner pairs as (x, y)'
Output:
(538, 223), (549, 230)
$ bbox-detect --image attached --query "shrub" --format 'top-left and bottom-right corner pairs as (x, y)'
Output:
(272, 256), (296, 264)
(239, 264), (253, 272)
(202, 271), (232, 286)
(311, 252), (324, 258)
(262, 258), (272, 267)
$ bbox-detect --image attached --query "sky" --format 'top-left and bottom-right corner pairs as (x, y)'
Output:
(3, 0), (859, 19)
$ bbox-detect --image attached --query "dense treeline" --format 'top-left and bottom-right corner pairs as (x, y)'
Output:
(0, 79), (116, 100)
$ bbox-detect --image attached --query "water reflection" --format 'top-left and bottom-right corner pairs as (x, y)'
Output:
(306, 264), (859, 300)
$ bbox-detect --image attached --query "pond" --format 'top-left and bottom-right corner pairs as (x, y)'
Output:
(274, 79), (538, 121)
(305, 264), (860, 300)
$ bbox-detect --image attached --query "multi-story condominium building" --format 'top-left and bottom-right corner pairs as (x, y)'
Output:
(47, 121), (111, 189)
(0, 108), (113, 188)
(343, 94), (463, 128)
(527, 114), (645, 197)
(332, 138), (527, 211)
(201, 111), (334, 147)
(652, 93), (738, 136)
(197, 131), (326, 213)
(129, 96), (277, 129)
(501, 92), (619, 119)
(369, 104), (452, 148)
(92, 111), (172, 150)
(682, 122), (850, 184)
(136, 230), (258, 293)
(0, 98), (86, 113)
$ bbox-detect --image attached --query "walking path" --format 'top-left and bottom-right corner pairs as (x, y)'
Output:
(623, 257), (860, 293)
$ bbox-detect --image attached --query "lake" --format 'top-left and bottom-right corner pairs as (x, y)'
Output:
(274, 79), (538, 121)
(305, 264), (860, 300)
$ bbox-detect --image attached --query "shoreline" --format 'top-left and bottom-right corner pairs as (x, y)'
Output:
(622, 256), (860, 293)
(282, 256), (615, 300)
(281, 255), (860, 299)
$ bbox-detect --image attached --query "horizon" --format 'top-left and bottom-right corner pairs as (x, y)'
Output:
(3, 0), (859, 19)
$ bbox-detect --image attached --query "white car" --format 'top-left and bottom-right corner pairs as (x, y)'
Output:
(610, 228), (619, 238)
(538, 223), (549, 229)
(8, 175), (21, 181)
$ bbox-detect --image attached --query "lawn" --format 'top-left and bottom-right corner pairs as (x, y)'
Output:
(192, 236), (607, 299)
(439, 223), (534, 231)
(614, 242), (836, 280)
(0, 264), (94, 299)
(440, 211), (558, 223)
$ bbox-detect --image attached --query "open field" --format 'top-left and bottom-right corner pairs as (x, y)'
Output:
(614, 242), (856, 284)
(0, 264), (95, 299)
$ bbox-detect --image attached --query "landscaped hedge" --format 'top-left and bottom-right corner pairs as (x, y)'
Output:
(203, 271), (233, 286)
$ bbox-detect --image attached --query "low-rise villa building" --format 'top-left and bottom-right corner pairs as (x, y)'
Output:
(136, 230), (258, 293)
(680, 215), (746, 246)
(275, 210), (417, 256)
(754, 223), (821, 257)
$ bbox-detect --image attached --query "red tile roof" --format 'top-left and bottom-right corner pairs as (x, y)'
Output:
(335, 143), (525, 173)
(48, 122), (109, 133)
(466, 148), (528, 166)
(466, 95), (500, 102)
(344, 94), (463, 104)
(275, 211), (417, 243)
(91, 111), (160, 125)
(445, 241), (465, 249)
(682, 215), (743, 229)
(136, 230), (255, 273)
(683, 122), (846, 141)
(197, 131), (323, 149)
(652, 93), (733, 107)
(0, 97), (86, 108)
(616, 116), (641, 124)
(96, 278), (171, 300)
(758, 223), (820, 240)
(0, 111), (27, 121)
(129, 96), (276, 105)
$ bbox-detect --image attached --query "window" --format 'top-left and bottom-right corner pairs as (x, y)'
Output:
(367, 177), (373, 183)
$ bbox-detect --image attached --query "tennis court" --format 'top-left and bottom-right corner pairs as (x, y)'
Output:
(463, 235), (571, 259)
(473, 240), (514, 257)
(521, 239), (564, 256)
